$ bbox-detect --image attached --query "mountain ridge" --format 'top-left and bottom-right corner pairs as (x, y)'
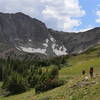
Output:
(0, 12), (100, 58)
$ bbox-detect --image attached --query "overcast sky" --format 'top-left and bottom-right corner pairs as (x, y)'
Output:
(0, 0), (100, 32)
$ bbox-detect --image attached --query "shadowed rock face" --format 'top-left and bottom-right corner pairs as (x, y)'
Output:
(50, 28), (100, 54)
(0, 12), (100, 58)
(0, 12), (49, 45)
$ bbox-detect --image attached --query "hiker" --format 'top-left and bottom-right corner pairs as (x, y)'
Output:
(89, 67), (94, 78)
(82, 70), (86, 75)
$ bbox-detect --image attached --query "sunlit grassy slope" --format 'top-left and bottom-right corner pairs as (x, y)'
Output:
(0, 45), (100, 100)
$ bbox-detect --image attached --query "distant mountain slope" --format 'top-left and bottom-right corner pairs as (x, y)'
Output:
(0, 12), (100, 58)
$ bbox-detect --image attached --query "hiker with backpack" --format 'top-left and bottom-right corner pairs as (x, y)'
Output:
(89, 67), (94, 78)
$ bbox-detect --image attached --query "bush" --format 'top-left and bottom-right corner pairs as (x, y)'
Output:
(3, 72), (29, 94)
(35, 79), (64, 93)
(28, 74), (39, 88)
(50, 67), (59, 79)
(35, 67), (63, 93)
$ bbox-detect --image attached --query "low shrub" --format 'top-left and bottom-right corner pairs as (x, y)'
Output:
(3, 72), (29, 94)
(35, 79), (64, 93)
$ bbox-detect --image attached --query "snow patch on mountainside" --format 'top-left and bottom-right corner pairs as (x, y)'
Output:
(16, 46), (47, 55)
(50, 35), (56, 42)
(52, 43), (67, 56)
(43, 43), (48, 47)
(16, 36), (68, 56)
(78, 50), (83, 53)
(50, 35), (67, 56)
(28, 39), (32, 42)
(43, 38), (49, 48)
(46, 39), (49, 43)
(16, 39), (50, 55)
(16, 47), (21, 51)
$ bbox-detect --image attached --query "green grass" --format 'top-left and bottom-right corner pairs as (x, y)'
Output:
(0, 45), (100, 100)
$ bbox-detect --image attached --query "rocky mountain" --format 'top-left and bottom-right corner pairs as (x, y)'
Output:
(0, 12), (100, 59)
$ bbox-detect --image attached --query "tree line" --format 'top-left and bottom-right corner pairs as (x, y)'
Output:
(0, 56), (68, 94)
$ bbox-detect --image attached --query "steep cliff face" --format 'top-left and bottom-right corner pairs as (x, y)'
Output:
(0, 12), (100, 58)
(0, 12), (49, 46)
